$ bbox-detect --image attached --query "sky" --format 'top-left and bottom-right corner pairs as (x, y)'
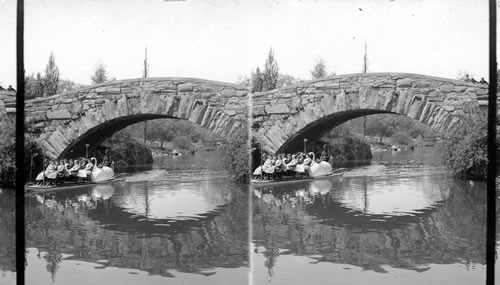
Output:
(0, 0), (491, 88)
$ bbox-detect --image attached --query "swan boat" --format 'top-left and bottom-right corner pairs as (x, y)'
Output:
(25, 157), (127, 193)
(251, 152), (346, 186)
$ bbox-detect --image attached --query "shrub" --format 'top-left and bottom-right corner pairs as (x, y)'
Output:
(392, 131), (412, 145)
(0, 119), (44, 187)
(172, 136), (194, 151)
(222, 129), (249, 183)
(441, 114), (492, 181)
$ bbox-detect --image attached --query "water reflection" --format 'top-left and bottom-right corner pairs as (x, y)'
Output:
(25, 155), (248, 285)
(252, 162), (486, 284)
(0, 189), (15, 284)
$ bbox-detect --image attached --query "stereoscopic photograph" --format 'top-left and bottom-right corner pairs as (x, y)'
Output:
(0, 0), (495, 284)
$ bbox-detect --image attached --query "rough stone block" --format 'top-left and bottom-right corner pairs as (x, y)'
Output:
(439, 84), (455, 93)
(221, 88), (236, 97)
(265, 103), (290, 114)
(396, 78), (413, 88)
(178, 83), (194, 92)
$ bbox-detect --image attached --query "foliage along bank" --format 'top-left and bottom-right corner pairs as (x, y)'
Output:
(440, 113), (492, 181)
(222, 129), (250, 184)
(310, 125), (372, 162)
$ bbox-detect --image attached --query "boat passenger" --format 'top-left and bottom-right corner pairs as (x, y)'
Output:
(85, 159), (94, 176)
(284, 154), (292, 165)
(65, 159), (74, 172)
(77, 159), (88, 178)
(303, 153), (312, 169)
(286, 155), (298, 172)
(44, 160), (58, 185)
(253, 154), (265, 179)
(273, 154), (284, 179)
(320, 144), (330, 162)
(101, 150), (111, 168)
(262, 155), (276, 180)
(56, 159), (67, 179)
(35, 159), (52, 185)
(69, 159), (81, 177)
(274, 154), (284, 171)
(295, 153), (307, 174)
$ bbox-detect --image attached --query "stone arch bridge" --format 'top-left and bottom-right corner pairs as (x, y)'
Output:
(23, 78), (249, 159)
(251, 73), (488, 153)
(12, 73), (488, 159)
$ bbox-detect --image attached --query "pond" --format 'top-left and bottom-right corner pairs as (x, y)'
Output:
(23, 151), (249, 285)
(0, 147), (497, 284)
(251, 147), (488, 285)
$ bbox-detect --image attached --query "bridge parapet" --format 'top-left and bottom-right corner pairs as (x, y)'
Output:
(0, 91), (16, 116)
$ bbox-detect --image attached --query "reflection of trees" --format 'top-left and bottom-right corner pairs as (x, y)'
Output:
(25, 183), (248, 279)
(44, 245), (62, 282)
(0, 191), (15, 272)
(253, 179), (486, 273)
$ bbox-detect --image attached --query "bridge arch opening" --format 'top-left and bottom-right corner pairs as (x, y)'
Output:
(276, 109), (393, 154)
(58, 114), (223, 159)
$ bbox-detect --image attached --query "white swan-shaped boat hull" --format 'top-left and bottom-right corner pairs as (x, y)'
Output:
(307, 152), (333, 177)
(90, 158), (115, 182)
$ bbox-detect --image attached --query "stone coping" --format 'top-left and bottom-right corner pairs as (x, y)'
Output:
(20, 73), (490, 102)
(254, 72), (488, 95)
(25, 77), (249, 103)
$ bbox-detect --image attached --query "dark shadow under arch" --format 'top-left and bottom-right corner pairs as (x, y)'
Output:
(59, 114), (181, 159)
(277, 109), (394, 154)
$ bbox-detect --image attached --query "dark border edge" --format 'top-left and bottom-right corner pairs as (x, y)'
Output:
(15, 0), (25, 284)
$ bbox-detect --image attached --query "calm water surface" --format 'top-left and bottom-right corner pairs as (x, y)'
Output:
(23, 151), (249, 285)
(1, 147), (500, 285)
(0, 189), (16, 285)
(251, 147), (488, 285)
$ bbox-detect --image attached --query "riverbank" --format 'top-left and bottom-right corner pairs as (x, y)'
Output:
(311, 135), (372, 161)
(150, 140), (219, 157)
(95, 138), (153, 167)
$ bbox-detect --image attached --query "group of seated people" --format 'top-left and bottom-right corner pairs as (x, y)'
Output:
(253, 152), (315, 180)
(35, 156), (112, 186)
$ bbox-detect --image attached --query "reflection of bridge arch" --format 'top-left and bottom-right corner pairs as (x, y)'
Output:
(24, 78), (248, 159)
(251, 73), (486, 153)
(25, 182), (249, 277)
(252, 177), (486, 273)
(253, 179), (442, 231)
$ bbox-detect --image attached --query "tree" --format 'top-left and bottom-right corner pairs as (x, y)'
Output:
(277, 74), (305, 88)
(311, 59), (327, 79)
(58, 79), (84, 93)
(44, 52), (60, 96)
(251, 68), (264, 92)
(262, 48), (279, 91)
(91, 63), (108, 84)
(172, 136), (194, 151)
(365, 115), (395, 143)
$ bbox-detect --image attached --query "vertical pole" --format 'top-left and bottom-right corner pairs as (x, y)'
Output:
(486, 0), (497, 283)
(85, 144), (89, 159)
(363, 116), (366, 138)
(16, 0), (25, 281)
(29, 152), (33, 183)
